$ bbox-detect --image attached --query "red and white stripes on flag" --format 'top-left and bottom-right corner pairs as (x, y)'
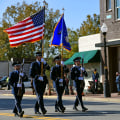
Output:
(4, 7), (45, 47)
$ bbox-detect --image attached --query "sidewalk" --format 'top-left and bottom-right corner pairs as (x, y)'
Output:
(0, 88), (120, 103)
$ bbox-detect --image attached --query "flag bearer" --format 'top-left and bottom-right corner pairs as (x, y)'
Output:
(50, 55), (69, 113)
(29, 52), (50, 115)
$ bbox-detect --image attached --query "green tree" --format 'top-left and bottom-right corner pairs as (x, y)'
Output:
(79, 14), (100, 36)
(1, 1), (61, 60)
(0, 27), (8, 60)
(63, 28), (79, 58)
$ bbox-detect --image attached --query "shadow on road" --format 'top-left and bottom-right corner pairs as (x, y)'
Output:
(0, 98), (120, 117)
(45, 110), (120, 117)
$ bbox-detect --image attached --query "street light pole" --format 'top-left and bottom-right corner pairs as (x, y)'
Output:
(101, 23), (111, 97)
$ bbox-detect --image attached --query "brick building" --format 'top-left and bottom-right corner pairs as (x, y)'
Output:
(96, 0), (120, 92)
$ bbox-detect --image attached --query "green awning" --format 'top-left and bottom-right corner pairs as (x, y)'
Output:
(64, 50), (100, 65)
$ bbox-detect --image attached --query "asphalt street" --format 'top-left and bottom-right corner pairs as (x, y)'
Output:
(0, 94), (120, 120)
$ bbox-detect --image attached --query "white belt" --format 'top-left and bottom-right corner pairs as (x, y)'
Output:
(17, 83), (22, 87)
(78, 77), (84, 80)
(38, 76), (44, 81)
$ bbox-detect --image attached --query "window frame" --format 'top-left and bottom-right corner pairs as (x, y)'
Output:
(115, 0), (120, 20)
(106, 0), (112, 11)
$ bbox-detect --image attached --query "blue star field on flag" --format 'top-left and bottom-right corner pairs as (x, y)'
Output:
(50, 14), (71, 52)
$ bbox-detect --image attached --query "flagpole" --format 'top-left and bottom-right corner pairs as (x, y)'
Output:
(61, 44), (63, 79)
(50, 7), (71, 79)
(61, 8), (64, 79)
(41, 2), (45, 77)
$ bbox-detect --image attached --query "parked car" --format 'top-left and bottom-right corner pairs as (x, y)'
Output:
(0, 76), (7, 88)
(0, 74), (31, 88)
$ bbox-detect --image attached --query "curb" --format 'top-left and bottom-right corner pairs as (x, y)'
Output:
(82, 96), (120, 103)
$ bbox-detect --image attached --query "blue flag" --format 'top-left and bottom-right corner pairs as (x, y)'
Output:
(50, 14), (71, 52)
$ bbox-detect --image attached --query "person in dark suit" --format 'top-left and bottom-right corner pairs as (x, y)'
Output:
(70, 57), (88, 112)
(9, 61), (25, 117)
(50, 55), (69, 113)
(92, 68), (99, 93)
(115, 72), (120, 95)
(29, 52), (50, 115)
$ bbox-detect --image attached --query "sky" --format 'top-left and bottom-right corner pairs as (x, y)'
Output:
(0, 0), (100, 30)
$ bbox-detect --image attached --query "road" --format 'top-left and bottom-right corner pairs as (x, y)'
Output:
(0, 94), (120, 120)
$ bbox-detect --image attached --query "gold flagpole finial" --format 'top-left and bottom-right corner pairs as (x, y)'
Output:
(43, 0), (46, 6)
(62, 8), (65, 14)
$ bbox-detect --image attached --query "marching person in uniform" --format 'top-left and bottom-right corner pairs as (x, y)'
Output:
(50, 55), (69, 113)
(9, 61), (25, 117)
(70, 57), (88, 112)
(29, 52), (50, 115)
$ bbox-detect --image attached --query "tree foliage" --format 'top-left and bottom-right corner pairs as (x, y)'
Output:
(0, 27), (8, 60)
(63, 28), (79, 58)
(0, 1), (61, 60)
(79, 14), (100, 37)
(0, 1), (100, 61)
(0, 1), (100, 88)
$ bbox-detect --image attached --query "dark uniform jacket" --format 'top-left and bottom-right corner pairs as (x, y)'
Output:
(71, 66), (88, 81)
(9, 71), (25, 94)
(50, 65), (69, 86)
(29, 61), (50, 84)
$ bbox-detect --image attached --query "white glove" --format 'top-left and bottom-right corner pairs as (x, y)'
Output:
(41, 58), (44, 62)
(59, 79), (63, 82)
(81, 67), (85, 71)
(19, 72), (24, 77)
(44, 61), (46, 64)
(17, 83), (22, 87)
(78, 77), (84, 80)
(38, 76), (43, 81)
(61, 61), (64, 65)
(41, 58), (46, 64)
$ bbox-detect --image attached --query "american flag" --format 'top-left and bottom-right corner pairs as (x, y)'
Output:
(4, 7), (45, 47)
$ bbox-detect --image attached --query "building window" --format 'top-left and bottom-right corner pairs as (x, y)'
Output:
(115, 0), (120, 19)
(106, 0), (111, 11)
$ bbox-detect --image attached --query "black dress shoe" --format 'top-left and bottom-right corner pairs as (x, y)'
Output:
(60, 107), (66, 113)
(19, 111), (24, 117)
(42, 109), (47, 115)
(55, 105), (62, 112)
(14, 112), (19, 117)
(82, 107), (88, 112)
(35, 111), (41, 114)
(63, 106), (66, 110)
(73, 106), (79, 111)
(55, 107), (61, 112)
